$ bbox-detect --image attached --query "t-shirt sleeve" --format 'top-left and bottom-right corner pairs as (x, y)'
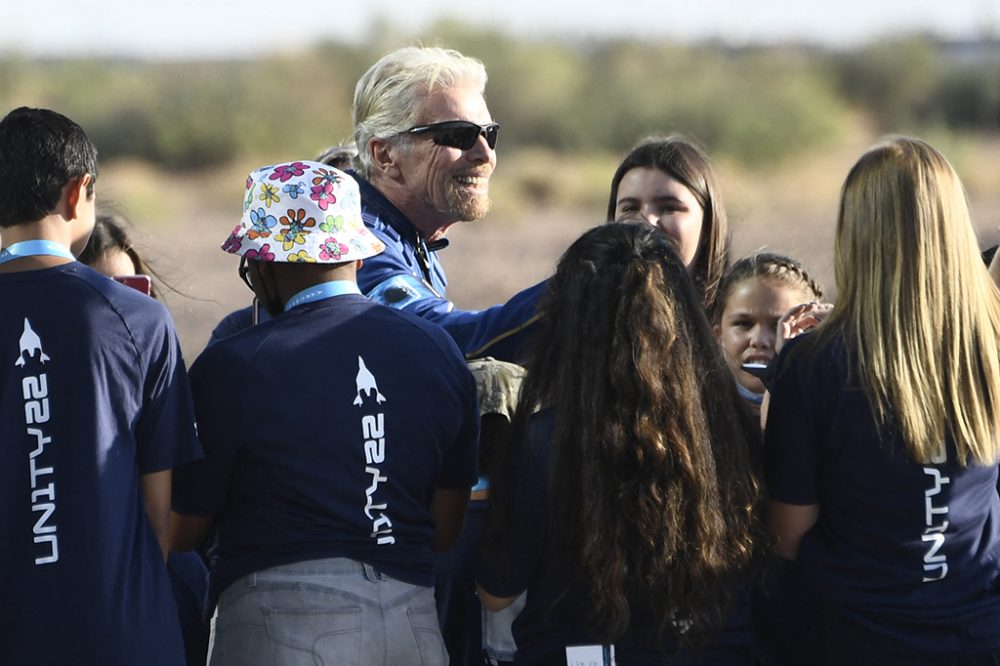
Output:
(134, 311), (202, 474)
(171, 345), (244, 516)
(763, 339), (822, 505)
(477, 414), (549, 598)
(435, 344), (481, 490)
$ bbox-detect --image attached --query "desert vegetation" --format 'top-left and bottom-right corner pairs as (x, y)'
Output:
(4, 22), (1000, 357)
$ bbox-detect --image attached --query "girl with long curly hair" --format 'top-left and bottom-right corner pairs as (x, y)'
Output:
(477, 223), (763, 664)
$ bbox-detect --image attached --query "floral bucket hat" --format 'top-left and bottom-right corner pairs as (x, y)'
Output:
(221, 160), (385, 263)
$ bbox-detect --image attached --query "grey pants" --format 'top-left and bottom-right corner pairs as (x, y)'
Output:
(208, 557), (447, 666)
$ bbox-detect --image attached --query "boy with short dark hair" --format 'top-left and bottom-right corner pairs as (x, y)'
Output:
(0, 106), (202, 664)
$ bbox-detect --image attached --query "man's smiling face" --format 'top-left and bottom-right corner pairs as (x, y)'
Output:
(395, 84), (497, 233)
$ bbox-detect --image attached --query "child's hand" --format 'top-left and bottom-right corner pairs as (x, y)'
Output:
(776, 302), (834, 353)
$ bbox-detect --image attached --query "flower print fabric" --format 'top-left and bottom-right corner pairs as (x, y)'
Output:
(283, 182), (305, 199)
(244, 243), (275, 262)
(310, 182), (336, 211)
(269, 162), (309, 183)
(311, 168), (341, 188)
(259, 183), (280, 207)
(320, 215), (345, 233)
(247, 208), (276, 239)
(319, 238), (349, 262)
(222, 160), (385, 264)
(222, 227), (243, 254)
(287, 250), (316, 263)
(274, 208), (316, 251)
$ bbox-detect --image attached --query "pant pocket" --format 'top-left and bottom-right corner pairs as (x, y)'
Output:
(263, 606), (363, 666)
(407, 603), (448, 666)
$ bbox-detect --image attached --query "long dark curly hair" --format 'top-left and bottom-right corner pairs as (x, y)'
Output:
(491, 223), (762, 644)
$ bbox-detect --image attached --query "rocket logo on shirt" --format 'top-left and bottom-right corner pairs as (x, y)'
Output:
(354, 355), (395, 545)
(13, 317), (60, 565)
(353, 356), (386, 405)
(14, 318), (50, 367)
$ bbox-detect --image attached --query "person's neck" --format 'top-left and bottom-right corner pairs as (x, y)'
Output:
(736, 381), (765, 406)
(2, 217), (76, 246)
(270, 262), (359, 310)
(371, 176), (452, 243)
(0, 217), (77, 273)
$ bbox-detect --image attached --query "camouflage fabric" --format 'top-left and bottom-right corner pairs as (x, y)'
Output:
(466, 357), (526, 420)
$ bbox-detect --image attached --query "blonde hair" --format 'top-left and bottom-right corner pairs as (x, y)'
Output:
(818, 136), (1000, 465)
(352, 46), (487, 179)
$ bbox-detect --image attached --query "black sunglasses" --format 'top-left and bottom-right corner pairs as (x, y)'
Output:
(403, 120), (500, 151)
(238, 256), (253, 292)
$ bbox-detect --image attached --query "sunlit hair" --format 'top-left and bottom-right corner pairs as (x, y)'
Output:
(711, 251), (824, 324)
(607, 134), (730, 313)
(811, 136), (1000, 465)
(492, 223), (762, 642)
(0, 106), (98, 228)
(78, 210), (168, 299)
(353, 46), (487, 179)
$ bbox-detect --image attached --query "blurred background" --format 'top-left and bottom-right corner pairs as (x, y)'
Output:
(5, 1), (1000, 359)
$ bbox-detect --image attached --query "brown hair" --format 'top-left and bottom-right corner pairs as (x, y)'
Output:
(607, 134), (729, 312)
(491, 223), (762, 643)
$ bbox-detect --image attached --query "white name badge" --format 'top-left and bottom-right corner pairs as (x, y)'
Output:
(565, 644), (615, 666)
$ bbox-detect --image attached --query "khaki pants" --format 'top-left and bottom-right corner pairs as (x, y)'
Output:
(208, 557), (447, 666)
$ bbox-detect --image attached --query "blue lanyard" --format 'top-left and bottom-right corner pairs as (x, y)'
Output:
(284, 280), (361, 312)
(0, 240), (76, 266)
(736, 381), (764, 406)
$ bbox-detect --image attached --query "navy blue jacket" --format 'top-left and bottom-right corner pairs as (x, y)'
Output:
(210, 173), (546, 361)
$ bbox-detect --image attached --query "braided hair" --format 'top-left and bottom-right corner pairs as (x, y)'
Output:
(711, 252), (823, 324)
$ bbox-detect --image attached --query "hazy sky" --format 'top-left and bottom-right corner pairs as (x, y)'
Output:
(6, 0), (1000, 59)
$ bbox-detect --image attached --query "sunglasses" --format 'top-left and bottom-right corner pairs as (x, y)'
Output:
(403, 120), (500, 151)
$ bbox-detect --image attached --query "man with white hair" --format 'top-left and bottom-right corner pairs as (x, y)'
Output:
(209, 47), (546, 360)
(352, 46), (545, 361)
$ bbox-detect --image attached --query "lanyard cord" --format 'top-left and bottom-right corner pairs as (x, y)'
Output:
(0, 240), (75, 265)
(284, 280), (361, 311)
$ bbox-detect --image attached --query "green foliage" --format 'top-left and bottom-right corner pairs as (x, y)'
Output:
(1, 25), (995, 170)
(829, 35), (1000, 134)
(921, 65), (1000, 131)
(832, 37), (940, 130)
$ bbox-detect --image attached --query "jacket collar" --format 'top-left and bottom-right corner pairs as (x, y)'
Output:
(350, 171), (449, 252)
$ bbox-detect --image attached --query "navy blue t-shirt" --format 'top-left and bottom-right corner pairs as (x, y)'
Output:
(173, 293), (480, 604)
(765, 333), (1000, 655)
(0, 263), (202, 665)
(477, 409), (756, 666)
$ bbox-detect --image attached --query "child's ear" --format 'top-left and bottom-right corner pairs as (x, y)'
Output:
(63, 174), (93, 221)
(712, 323), (722, 340)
